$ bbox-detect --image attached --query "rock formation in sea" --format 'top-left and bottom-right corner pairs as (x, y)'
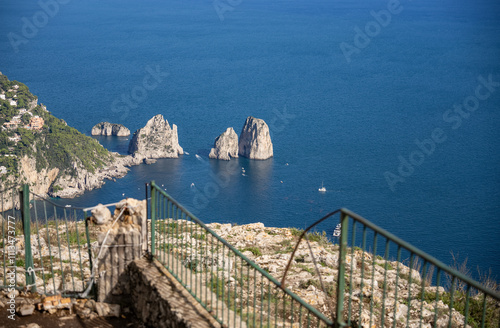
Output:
(91, 122), (130, 136)
(238, 116), (273, 160)
(209, 127), (239, 160)
(128, 114), (183, 159)
(0, 73), (174, 208)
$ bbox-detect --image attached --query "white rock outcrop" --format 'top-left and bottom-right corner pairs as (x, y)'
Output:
(128, 114), (183, 159)
(238, 116), (273, 160)
(91, 122), (130, 136)
(209, 127), (239, 160)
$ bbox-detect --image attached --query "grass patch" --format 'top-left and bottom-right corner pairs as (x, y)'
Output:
(299, 279), (321, 290)
(16, 258), (25, 267)
(192, 232), (206, 241)
(418, 290), (499, 328)
(290, 228), (303, 237)
(240, 246), (262, 257)
(296, 264), (315, 275)
(305, 231), (330, 247)
(66, 230), (87, 246)
(375, 261), (394, 271)
(275, 239), (295, 254)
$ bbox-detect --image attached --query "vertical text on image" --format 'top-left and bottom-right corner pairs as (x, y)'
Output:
(6, 216), (17, 320)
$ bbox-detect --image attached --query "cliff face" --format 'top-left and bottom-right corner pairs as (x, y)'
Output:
(238, 116), (273, 160)
(128, 114), (183, 159)
(91, 122), (130, 136)
(209, 127), (239, 160)
(49, 155), (139, 198)
(0, 154), (130, 199)
(0, 73), (138, 205)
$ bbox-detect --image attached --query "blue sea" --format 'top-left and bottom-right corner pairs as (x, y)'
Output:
(1, 0), (499, 278)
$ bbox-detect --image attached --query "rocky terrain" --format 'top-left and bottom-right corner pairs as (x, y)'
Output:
(128, 114), (183, 159)
(48, 154), (146, 198)
(209, 127), (239, 160)
(1, 151), (151, 208)
(1, 211), (498, 327)
(238, 116), (273, 160)
(91, 122), (130, 136)
(156, 220), (498, 327)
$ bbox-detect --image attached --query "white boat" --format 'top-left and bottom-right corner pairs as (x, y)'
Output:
(318, 182), (326, 192)
(333, 223), (341, 237)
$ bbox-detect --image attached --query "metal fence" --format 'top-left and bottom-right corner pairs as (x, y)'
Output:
(149, 180), (333, 327)
(5, 182), (497, 326)
(0, 185), (96, 298)
(334, 208), (500, 328)
(150, 181), (500, 328)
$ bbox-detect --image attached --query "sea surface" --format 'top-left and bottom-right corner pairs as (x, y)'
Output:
(1, 0), (499, 278)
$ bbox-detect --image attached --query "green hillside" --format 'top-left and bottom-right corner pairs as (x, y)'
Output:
(0, 73), (113, 184)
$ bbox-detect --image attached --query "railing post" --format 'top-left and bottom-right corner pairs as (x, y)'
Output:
(150, 181), (156, 256)
(84, 210), (96, 299)
(335, 210), (349, 327)
(145, 182), (149, 255)
(20, 184), (36, 292)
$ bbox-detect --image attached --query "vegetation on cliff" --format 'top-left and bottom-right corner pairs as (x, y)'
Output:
(0, 73), (113, 186)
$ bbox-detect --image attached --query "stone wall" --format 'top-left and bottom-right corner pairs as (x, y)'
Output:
(97, 230), (142, 304)
(128, 258), (220, 328)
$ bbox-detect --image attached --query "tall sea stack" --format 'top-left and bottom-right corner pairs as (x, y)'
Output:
(209, 127), (239, 160)
(238, 116), (273, 160)
(128, 114), (183, 158)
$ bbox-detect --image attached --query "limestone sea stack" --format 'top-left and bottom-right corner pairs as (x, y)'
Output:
(238, 116), (273, 160)
(128, 114), (183, 158)
(91, 122), (130, 136)
(209, 127), (239, 160)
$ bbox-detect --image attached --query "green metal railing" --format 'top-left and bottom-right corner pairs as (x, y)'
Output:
(334, 208), (500, 328)
(150, 181), (500, 328)
(149, 180), (333, 327)
(0, 185), (96, 298)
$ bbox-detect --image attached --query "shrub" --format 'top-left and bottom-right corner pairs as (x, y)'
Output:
(241, 246), (262, 257)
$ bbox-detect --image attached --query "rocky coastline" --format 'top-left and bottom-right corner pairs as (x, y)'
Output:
(1, 69), (275, 206)
(1, 72), (273, 210)
(48, 114), (186, 198)
(0, 113), (184, 210)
